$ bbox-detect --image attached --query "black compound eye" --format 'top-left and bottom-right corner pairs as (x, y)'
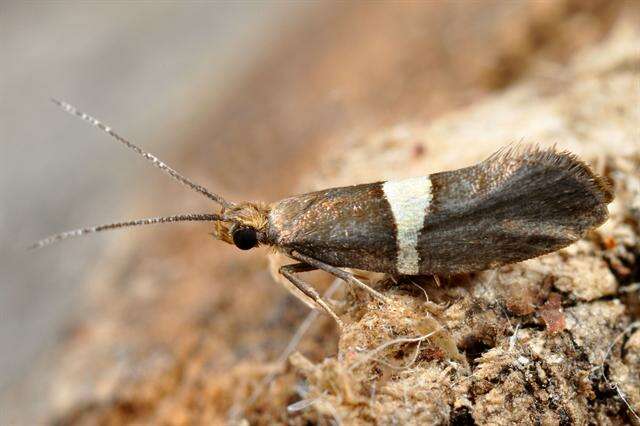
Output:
(232, 227), (258, 250)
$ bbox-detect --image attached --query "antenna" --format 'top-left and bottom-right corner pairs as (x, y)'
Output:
(30, 213), (223, 249)
(51, 99), (234, 209)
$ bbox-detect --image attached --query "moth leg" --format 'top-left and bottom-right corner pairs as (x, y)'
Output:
(433, 274), (442, 287)
(290, 251), (390, 303)
(279, 263), (344, 329)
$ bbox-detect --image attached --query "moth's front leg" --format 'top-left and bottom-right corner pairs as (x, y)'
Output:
(290, 251), (390, 303)
(279, 263), (344, 329)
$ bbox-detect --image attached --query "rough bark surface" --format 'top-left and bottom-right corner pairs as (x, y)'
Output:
(274, 21), (640, 425)
(18, 3), (638, 425)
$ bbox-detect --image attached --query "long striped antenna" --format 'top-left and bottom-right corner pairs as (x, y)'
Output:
(52, 99), (234, 209)
(30, 213), (223, 249)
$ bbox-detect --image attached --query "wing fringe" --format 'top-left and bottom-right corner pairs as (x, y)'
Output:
(485, 144), (614, 204)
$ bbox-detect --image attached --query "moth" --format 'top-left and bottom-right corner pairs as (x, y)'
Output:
(35, 100), (614, 328)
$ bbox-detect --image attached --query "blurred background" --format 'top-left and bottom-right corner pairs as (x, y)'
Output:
(0, 0), (307, 417)
(0, 1), (632, 424)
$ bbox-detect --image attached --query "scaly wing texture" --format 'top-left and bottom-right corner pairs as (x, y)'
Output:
(269, 183), (398, 273)
(419, 146), (613, 274)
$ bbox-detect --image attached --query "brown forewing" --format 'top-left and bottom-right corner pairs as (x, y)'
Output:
(267, 183), (398, 273)
(418, 148), (612, 274)
(267, 148), (611, 276)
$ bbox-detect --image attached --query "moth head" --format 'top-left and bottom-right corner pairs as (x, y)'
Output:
(211, 202), (270, 251)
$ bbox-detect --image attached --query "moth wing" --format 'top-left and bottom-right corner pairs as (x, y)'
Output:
(418, 147), (612, 273)
(268, 183), (398, 273)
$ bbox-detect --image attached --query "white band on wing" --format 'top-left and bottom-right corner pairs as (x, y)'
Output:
(382, 176), (432, 275)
